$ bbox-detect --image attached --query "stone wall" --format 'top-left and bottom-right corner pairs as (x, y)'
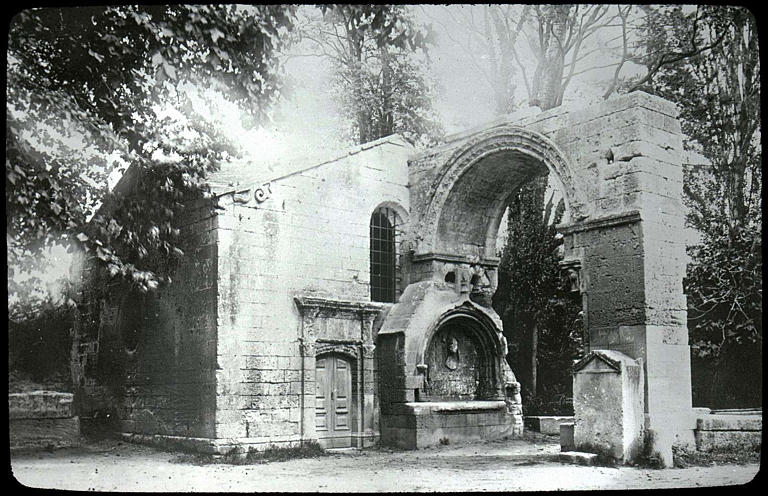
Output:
(526, 92), (692, 461)
(71, 198), (219, 442)
(209, 137), (412, 450)
(397, 91), (691, 464)
(10, 391), (80, 450)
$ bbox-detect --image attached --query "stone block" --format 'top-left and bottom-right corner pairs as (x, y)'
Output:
(560, 423), (575, 451)
(696, 415), (762, 431)
(10, 417), (81, 450)
(559, 451), (600, 466)
(695, 430), (762, 452)
(573, 350), (644, 463)
(525, 416), (575, 435)
(9, 391), (75, 419)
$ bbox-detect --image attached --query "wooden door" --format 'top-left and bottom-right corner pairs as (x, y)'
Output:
(315, 354), (353, 448)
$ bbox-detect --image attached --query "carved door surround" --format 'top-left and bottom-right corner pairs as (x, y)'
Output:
(295, 296), (384, 448)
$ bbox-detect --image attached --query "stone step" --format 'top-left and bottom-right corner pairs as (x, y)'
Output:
(10, 417), (81, 450)
(710, 408), (762, 416)
(559, 451), (600, 466)
(524, 416), (574, 435)
(695, 430), (761, 452)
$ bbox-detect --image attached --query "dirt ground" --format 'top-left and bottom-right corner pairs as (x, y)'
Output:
(11, 434), (760, 492)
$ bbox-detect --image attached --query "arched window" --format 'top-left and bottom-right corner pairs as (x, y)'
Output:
(370, 206), (401, 303)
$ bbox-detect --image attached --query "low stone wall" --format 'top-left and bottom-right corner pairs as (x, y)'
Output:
(9, 391), (80, 450)
(380, 401), (521, 449)
(694, 413), (762, 452)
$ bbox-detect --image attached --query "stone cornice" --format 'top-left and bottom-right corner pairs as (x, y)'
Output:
(294, 296), (386, 316)
(411, 252), (500, 267)
(558, 210), (641, 235)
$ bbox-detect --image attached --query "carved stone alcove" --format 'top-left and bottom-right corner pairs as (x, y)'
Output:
(559, 258), (583, 293)
(294, 296), (384, 449)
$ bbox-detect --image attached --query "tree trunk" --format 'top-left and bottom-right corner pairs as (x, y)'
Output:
(379, 45), (394, 138)
(540, 5), (570, 110)
(530, 5), (571, 110)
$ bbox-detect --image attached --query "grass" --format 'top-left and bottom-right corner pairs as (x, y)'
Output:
(173, 441), (328, 465)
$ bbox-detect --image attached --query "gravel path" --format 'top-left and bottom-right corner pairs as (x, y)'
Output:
(11, 436), (759, 492)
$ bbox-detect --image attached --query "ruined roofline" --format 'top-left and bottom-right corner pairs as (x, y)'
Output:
(412, 91), (680, 161)
(86, 134), (413, 218)
(209, 133), (413, 197)
(409, 106), (552, 161)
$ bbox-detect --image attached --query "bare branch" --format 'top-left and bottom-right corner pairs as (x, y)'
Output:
(627, 26), (728, 93)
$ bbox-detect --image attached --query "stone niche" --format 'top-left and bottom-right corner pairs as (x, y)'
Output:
(422, 316), (495, 402)
(376, 280), (523, 449)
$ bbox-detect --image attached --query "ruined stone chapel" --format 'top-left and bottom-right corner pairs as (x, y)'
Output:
(72, 91), (695, 464)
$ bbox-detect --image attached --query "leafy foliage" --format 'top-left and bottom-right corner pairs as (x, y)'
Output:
(8, 5), (439, 295)
(493, 179), (585, 412)
(330, 45), (444, 146)
(7, 5), (295, 292)
(8, 281), (75, 388)
(639, 6), (761, 406)
(304, 5), (443, 145)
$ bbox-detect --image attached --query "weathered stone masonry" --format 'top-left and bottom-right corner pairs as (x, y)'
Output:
(73, 91), (694, 465)
(71, 197), (218, 445)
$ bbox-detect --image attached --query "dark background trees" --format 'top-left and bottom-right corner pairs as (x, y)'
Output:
(635, 6), (761, 408)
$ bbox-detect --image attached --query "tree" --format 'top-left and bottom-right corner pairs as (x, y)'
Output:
(435, 4), (633, 112)
(301, 5), (442, 145)
(493, 180), (584, 412)
(637, 6), (761, 407)
(430, 5), (529, 115)
(7, 5), (430, 295)
(7, 5), (296, 293)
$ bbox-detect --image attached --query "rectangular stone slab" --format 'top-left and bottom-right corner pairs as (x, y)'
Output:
(10, 417), (80, 449)
(696, 415), (762, 431)
(560, 423), (575, 451)
(695, 430), (761, 452)
(525, 416), (574, 435)
(9, 391), (74, 419)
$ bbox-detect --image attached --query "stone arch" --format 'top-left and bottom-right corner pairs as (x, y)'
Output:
(371, 200), (409, 229)
(417, 125), (589, 259)
(315, 342), (360, 361)
(418, 306), (503, 364)
(418, 307), (504, 400)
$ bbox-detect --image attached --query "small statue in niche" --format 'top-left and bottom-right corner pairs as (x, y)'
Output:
(445, 336), (460, 370)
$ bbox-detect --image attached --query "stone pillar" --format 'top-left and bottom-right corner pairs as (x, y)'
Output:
(560, 93), (693, 466)
(361, 342), (378, 447)
(572, 350), (644, 462)
(298, 337), (318, 445)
